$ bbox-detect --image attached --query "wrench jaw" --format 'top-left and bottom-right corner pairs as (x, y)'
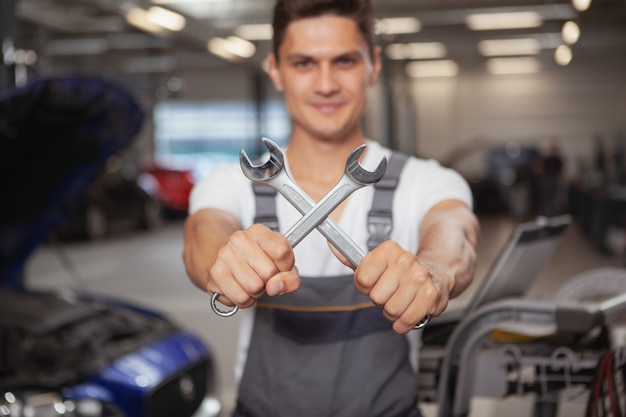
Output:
(240, 137), (285, 182)
(345, 145), (388, 186)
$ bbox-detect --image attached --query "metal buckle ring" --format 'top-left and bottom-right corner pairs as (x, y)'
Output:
(413, 314), (431, 330)
(210, 292), (239, 317)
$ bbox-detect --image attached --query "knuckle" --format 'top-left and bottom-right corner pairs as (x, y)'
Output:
(395, 315), (414, 330)
(271, 239), (293, 262)
(355, 269), (376, 289)
(229, 230), (248, 248)
(247, 279), (266, 297)
(256, 262), (279, 281)
(209, 262), (228, 283)
(396, 251), (418, 269)
(383, 303), (401, 319)
(369, 288), (385, 306)
(392, 320), (410, 335)
(231, 292), (253, 307)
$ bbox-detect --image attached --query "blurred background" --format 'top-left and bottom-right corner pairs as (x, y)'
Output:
(4, 0), (626, 237)
(2, 0), (626, 416)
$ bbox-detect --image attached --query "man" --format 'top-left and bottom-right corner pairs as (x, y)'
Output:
(183, 0), (479, 416)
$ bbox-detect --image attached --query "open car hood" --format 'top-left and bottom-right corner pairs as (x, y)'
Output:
(0, 75), (144, 288)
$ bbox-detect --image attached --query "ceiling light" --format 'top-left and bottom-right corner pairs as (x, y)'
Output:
(126, 7), (167, 35)
(376, 17), (421, 35)
(207, 36), (256, 61)
(146, 6), (186, 31)
(554, 44), (573, 65)
(385, 42), (447, 60)
(486, 57), (540, 75)
(466, 12), (542, 30)
(572, 0), (592, 11)
(478, 38), (541, 56)
(235, 24), (273, 41)
(561, 21), (580, 44)
(405, 60), (458, 78)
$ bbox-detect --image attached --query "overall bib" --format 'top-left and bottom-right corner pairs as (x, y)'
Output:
(235, 154), (420, 417)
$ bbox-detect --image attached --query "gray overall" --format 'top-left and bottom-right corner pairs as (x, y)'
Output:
(235, 153), (421, 417)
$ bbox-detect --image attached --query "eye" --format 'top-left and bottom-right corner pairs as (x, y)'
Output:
(293, 58), (313, 69)
(336, 55), (358, 68)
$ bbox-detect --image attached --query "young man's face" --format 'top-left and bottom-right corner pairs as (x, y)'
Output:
(268, 15), (381, 143)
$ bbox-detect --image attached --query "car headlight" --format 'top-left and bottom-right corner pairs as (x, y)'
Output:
(1, 392), (121, 417)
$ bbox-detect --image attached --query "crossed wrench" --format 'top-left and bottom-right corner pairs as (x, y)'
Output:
(210, 138), (430, 330)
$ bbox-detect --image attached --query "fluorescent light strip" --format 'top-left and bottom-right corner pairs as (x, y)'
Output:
(486, 57), (540, 74)
(146, 6), (186, 31)
(376, 17), (421, 35)
(405, 60), (458, 78)
(466, 12), (542, 30)
(235, 24), (273, 41)
(478, 38), (541, 56)
(126, 7), (166, 35)
(207, 36), (256, 61)
(386, 42), (447, 60)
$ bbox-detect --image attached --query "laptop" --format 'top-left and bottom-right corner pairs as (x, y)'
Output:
(432, 214), (572, 325)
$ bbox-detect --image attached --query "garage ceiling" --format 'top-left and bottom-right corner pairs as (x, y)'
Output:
(12, 0), (626, 77)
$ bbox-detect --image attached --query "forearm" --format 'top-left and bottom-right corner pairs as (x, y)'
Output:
(416, 200), (480, 300)
(183, 208), (241, 291)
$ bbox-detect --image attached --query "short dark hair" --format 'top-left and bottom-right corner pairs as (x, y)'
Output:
(272, 0), (377, 61)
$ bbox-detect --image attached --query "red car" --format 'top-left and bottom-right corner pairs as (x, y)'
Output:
(139, 164), (195, 216)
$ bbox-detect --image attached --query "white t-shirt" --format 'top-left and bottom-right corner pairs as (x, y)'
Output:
(189, 140), (473, 381)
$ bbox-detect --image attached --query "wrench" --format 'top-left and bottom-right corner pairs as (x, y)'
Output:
(211, 141), (384, 317)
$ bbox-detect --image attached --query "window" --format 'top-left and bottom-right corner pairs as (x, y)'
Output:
(154, 99), (290, 180)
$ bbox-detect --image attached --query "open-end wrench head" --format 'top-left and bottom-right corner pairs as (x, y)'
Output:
(240, 137), (285, 182)
(345, 145), (387, 185)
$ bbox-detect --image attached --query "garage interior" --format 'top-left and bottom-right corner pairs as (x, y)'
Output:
(2, 0), (626, 416)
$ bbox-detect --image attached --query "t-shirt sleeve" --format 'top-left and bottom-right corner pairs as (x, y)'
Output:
(188, 162), (254, 225)
(400, 158), (473, 224)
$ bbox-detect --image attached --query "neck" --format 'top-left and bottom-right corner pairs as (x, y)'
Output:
(285, 129), (367, 200)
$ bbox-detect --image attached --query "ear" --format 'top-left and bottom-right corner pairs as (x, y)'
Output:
(368, 46), (382, 87)
(267, 53), (284, 92)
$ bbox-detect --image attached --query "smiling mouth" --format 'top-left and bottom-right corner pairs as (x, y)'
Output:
(312, 102), (343, 114)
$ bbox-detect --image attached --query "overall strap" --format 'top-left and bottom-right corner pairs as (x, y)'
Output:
(252, 183), (279, 232)
(367, 152), (409, 251)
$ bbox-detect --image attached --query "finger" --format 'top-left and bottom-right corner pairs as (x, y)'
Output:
(327, 242), (355, 270)
(256, 230), (295, 273)
(266, 266), (300, 296)
(368, 272), (398, 307)
(381, 283), (417, 321)
(353, 253), (387, 294)
(393, 296), (429, 334)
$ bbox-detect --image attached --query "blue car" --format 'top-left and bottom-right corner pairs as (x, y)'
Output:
(0, 75), (220, 417)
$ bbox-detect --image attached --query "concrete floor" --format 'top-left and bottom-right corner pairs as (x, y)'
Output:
(24, 214), (621, 417)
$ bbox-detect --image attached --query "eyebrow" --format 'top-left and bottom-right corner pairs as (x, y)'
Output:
(285, 50), (363, 62)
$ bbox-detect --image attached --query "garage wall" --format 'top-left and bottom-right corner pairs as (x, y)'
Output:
(410, 62), (626, 179)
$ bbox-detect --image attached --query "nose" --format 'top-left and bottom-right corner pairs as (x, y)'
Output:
(314, 63), (339, 96)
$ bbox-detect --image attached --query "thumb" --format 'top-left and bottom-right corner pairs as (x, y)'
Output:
(265, 267), (300, 296)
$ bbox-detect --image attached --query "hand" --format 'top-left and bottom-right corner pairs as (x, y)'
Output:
(353, 240), (451, 334)
(208, 224), (300, 309)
